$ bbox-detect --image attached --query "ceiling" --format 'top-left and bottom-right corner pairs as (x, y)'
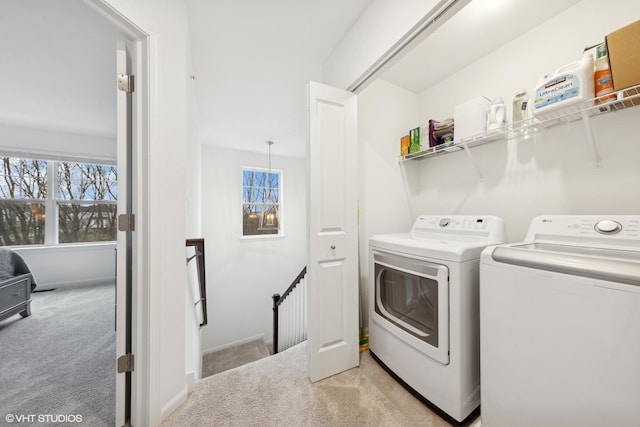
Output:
(186, 0), (371, 158)
(0, 0), (370, 158)
(0, 0), (123, 138)
(381, 0), (582, 94)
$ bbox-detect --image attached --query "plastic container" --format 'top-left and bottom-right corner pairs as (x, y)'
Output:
(512, 90), (529, 125)
(442, 133), (454, 147)
(594, 43), (616, 104)
(486, 98), (507, 131)
(532, 53), (595, 120)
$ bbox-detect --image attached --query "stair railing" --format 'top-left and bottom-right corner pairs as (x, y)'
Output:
(272, 266), (307, 354)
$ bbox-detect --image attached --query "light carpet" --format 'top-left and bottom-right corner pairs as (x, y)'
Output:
(0, 283), (115, 427)
(163, 341), (418, 427)
(201, 339), (271, 378)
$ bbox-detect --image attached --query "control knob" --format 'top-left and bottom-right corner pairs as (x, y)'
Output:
(594, 220), (622, 234)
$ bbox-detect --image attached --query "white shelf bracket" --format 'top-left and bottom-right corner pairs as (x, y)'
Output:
(398, 161), (417, 220)
(461, 143), (484, 181)
(580, 110), (602, 168)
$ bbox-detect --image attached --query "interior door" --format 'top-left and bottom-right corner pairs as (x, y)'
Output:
(115, 40), (132, 427)
(306, 81), (359, 382)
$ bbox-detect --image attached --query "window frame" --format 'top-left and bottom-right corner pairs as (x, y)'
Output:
(0, 155), (118, 247)
(240, 165), (284, 240)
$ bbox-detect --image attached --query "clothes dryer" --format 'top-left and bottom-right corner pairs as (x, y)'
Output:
(369, 215), (506, 424)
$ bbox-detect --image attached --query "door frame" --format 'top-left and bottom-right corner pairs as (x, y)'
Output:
(79, 1), (154, 425)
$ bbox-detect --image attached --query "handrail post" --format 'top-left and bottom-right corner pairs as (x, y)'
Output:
(272, 293), (280, 354)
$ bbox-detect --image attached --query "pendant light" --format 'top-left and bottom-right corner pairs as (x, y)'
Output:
(259, 140), (278, 230)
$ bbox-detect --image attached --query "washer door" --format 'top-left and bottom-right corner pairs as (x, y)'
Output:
(372, 251), (450, 365)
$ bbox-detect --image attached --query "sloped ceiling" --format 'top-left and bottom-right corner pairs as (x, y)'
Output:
(381, 0), (583, 94)
(0, 0), (123, 138)
(186, 0), (371, 158)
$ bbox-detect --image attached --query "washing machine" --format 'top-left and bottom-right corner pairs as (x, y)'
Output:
(480, 215), (640, 427)
(369, 215), (506, 424)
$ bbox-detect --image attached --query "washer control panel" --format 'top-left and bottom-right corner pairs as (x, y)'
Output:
(412, 215), (506, 242)
(423, 216), (490, 230)
(525, 215), (640, 243)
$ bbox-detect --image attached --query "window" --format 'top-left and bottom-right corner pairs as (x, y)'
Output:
(242, 167), (282, 237)
(0, 158), (47, 245)
(0, 156), (117, 246)
(57, 162), (118, 244)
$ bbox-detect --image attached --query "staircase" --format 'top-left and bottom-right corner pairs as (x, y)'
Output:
(272, 267), (307, 354)
(201, 338), (271, 378)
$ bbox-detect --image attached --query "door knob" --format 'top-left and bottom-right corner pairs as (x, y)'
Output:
(330, 245), (336, 250)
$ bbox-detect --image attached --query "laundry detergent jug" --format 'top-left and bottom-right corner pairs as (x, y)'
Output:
(532, 53), (594, 121)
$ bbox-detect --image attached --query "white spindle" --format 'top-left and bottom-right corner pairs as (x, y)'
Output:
(276, 272), (309, 353)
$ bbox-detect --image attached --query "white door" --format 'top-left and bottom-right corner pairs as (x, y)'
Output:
(306, 81), (359, 382)
(115, 40), (132, 426)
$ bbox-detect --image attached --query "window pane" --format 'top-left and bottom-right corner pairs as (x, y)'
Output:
(57, 162), (117, 201)
(0, 157), (47, 199)
(242, 168), (281, 237)
(58, 203), (117, 243)
(242, 204), (278, 236)
(0, 202), (46, 245)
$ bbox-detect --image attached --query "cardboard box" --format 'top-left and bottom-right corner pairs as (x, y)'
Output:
(606, 19), (640, 91)
(454, 96), (492, 141)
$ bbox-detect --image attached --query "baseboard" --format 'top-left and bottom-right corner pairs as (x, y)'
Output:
(34, 277), (114, 291)
(160, 385), (189, 422)
(185, 371), (195, 394)
(203, 333), (266, 355)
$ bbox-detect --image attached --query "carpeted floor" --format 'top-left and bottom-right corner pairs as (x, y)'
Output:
(201, 339), (271, 378)
(0, 283), (115, 427)
(163, 341), (480, 427)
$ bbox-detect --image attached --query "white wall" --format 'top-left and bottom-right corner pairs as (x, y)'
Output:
(412, 0), (640, 241)
(357, 78), (419, 327)
(14, 243), (116, 290)
(184, 44), (203, 384)
(200, 146), (307, 353)
(185, 243), (202, 385)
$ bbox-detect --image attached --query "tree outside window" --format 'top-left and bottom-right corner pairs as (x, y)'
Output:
(0, 158), (47, 245)
(57, 162), (118, 243)
(242, 167), (282, 237)
(0, 156), (117, 246)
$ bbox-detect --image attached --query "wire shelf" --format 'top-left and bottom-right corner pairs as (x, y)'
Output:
(400, 84), (640, 163)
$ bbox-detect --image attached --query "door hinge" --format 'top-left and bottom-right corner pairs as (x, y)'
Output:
(117, 353), (135, 373)
(117, 74), (135, 93)
(118, 214), (135, 232)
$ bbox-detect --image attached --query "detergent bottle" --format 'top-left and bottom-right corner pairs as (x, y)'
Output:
(594, 43), (616, 104)
(532, 53), (595, 120)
